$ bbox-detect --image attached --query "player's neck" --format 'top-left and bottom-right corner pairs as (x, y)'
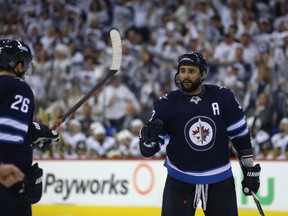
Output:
(0, 70), (16, 77)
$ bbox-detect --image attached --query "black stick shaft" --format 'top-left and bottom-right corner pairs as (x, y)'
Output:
(231, 145), (265, 216)
(51, 69), (117, 130)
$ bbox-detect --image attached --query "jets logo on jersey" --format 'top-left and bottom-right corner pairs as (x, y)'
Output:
(159, 94), (168, 100)
(190, 96), (201, 104)
(184, 116), (216, 151)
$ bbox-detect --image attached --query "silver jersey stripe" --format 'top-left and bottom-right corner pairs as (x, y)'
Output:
(227, 117), (246, 132)
(166, 156), (231, 177)
(229, 128), (249, 140)
(0, 117), (28, 132)
(0, 132), (24, 143)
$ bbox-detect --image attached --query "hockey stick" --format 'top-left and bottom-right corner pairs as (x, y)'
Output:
(50, 29), (122, 130)
(231, 145), (265, 216)
(32, 29), (121, 149)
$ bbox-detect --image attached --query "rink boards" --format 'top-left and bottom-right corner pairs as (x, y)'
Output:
(32, 206), (287, 216)
(32, 159), (288, 216)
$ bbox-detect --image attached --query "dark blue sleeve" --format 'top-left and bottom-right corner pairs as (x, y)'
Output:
(221, 87), (253, 153)
(0, 78), (35, 171)
(139, 94), (169, 157)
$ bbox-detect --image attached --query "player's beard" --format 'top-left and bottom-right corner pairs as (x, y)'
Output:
(180, 78), (202, 93)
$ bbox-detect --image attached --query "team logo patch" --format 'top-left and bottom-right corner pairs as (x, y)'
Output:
(184, 116), (216, 151)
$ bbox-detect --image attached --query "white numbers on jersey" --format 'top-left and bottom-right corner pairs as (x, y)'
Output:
(212, 102), (220, 115)
(11, 94), (30, 113)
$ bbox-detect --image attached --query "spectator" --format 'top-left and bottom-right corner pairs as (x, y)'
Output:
(119, 40), (137, 79)
(86, 122), (117, 158)
(74, 54), (100, 95)
(62, 119), (87, 159)
(245, 92), (274, 135)
(25, 67), (46, 107)
(243, 40), (272, 107)
(62, 144), (78, 159)
(269, 117), (288, 159)
(58, 23), (75, 46)
(129, 119), (144, 158)
(32, 47), (52, 94)
(47, 43), (72, 101)
(78, 103), (99, 137)
(255, 42), (274, 94)
(226, 9), (245, 40)
(40, 25), (58, 56)
(120, 103), (140, 130)
(130, 118), (144, 137)
(45, 88), (77, 119)
(111, 0), (134, 36)
(110, 129), (135, 158)
(132, 0), (152, 42)
(219, 64), (245, 105)
(238, 32), (258, 70)
(241, 9), (259, 37)
(129, 45), (160, 95)
(27, 24), (42, 45)
(86, 0), (110, 29)
(212, 32), (241, 81)
(97, 74), (141, 132)
(205, 14), (224, 44)
(249, 117), (272, 159)
(273, 79), (288, 125)
(83, 17), (105, 49)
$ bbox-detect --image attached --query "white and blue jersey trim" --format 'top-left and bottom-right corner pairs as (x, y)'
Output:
(227, 116), (249, 140)
(227, 117), (246, 131)
(0, 116), (28, 144)
(164, 156), (233, 184)
(0, 117), (28, 132)
(0, 131), (24, 144)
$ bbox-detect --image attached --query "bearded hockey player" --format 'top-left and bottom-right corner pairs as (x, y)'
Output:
(139, 52), (261, 216)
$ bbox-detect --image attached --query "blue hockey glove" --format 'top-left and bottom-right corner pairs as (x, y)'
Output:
(242, 164), (261, 196)
(31, 122), (59, 150)
(139, 119), (164, 147)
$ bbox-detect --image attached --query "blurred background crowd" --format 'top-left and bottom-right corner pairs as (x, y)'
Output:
(1, 0), (288, 160)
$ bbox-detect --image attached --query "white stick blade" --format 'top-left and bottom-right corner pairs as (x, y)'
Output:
(110, 29), (122, 71)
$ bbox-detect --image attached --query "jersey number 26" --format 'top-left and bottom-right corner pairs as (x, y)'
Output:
(11, 94), (30, 113)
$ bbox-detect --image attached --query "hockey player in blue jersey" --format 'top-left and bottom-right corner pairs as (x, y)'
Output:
(139, 52), (261, 216)
(0, 39), (59, 216)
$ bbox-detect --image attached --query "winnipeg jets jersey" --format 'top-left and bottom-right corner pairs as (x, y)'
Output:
(151, 84), (252, 184)
(0, 76), (34, 172)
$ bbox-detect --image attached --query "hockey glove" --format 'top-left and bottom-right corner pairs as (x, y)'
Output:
(31, 122), (59, 150)
(139, 119), (164, 147)
(19, 163), (43, 204)
(242, 163), (261, 196)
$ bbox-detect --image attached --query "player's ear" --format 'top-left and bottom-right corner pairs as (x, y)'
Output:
(14, 63), (26, 79)
(201, 70), (207, 83)
(14, 62), (24, 73)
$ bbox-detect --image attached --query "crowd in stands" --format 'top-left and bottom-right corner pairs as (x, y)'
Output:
(1, 0), (288, 159)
